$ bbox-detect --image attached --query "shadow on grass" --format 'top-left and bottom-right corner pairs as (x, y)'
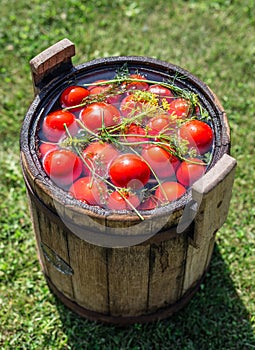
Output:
(54, 244), (255, 350)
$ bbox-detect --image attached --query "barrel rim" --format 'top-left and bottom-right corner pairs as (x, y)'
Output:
(20, 55), (230, 223)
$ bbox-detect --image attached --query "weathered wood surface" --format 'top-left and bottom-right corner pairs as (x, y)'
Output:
(182, 154), (237, 293)
(68, 237), (109, 314)
(147, 234), (188, 313)
(27, 195), (74, 300)
(107, 245), (150, 316)
(30, 38), (75, 95)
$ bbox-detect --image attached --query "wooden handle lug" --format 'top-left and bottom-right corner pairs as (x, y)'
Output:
(177, 154), (237, 246)
(30, 38), (75, 95)
(192, 153), (236, 246)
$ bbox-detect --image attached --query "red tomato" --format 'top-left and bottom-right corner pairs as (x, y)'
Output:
(120, 94), (147, 117)
(80, 102), (121, 132)
(106, 93), (124, 105)
(176, 158), (206, 187)
(69, 177), (107, 206)
(141, 145), (180, 178)
(81, 141), (120, 176)
(122, 123), (148, 145)
(155, 181), (186, 203)
(87, 80), (107, 90)
(107, 190), (140, 210)
(109, 153), (150, 189)
(148, 84), (174, 104)
(195, 105), (200, 115)
(167, 98), (191, 119)
(89, 82), (122, 105)
(138, 196), (158, 210)
(60, 85), (90, 111)
(179, 120), (214, 154)
(88, 85), (109, 95)
(147, 114), (176, 135)
(38, 143), (58, 159)
(43, 149), (82, 187)
(123, 74), (149, 91)
(42, 110), (78, 142)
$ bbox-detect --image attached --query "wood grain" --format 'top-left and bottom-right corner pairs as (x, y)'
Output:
(28, 196), (74, 299)
(182, 154), (237, 293)
(107, 245), (150, 316)
(148, 233), (188, 312)
(67, 236), (109, 314)
(29, 38), (75, 94)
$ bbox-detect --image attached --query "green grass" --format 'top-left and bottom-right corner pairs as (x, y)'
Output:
(0, 0), (255, 349)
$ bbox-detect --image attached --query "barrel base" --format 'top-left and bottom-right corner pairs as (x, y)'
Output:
(45, 272), (207, 326)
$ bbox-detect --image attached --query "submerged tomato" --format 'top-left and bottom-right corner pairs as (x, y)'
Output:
(176, 158), (206, 187)
(69, 177), (107, 206)
(42, 110), (78, 142)
(142, 145), (172, 178)
(81, 141), (120, 176)
(109, 153), (150, 189)
(155, 181), (186, 203)
(107, 190), (140, 210)
(89, 80), (122, 105)
(87, 80), (107, 90)
(141, 145), (180, 178)
(60, 85), (90, 111)
(147, 114), (176, 135)
(167, 98), (191, 119)
(122, 123), (148, 145)
(120, 94), (147, 117)
(89, 86), (108, 95)
(148, 84), (174, 104)
(179, 120), (214, 154)
(138, 196), (158, 211)
(38, 143), (58, 158)
(43, 149), (82, 187)
(123, 74), (149, 91)
(80, 102), (121, 132)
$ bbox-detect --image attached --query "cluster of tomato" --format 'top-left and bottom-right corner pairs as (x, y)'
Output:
(38, 73), (214, 213)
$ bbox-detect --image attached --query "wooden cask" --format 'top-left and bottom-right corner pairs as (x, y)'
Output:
(20, 39), (236, 324)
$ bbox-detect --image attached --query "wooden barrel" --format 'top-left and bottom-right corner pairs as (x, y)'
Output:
(20, 39), (237, 325)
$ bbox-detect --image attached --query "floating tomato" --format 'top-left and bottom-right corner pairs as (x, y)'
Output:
(179, 120), (214, 154)
(42, 110), (78, 142)
(109, 153), (150, 189)
(43, 149), (82, 187)
(155, 181), (186, 203)
(176, 158), (206, 187)
(80, 102), (121, 132)
(60, 85), (90, 111)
